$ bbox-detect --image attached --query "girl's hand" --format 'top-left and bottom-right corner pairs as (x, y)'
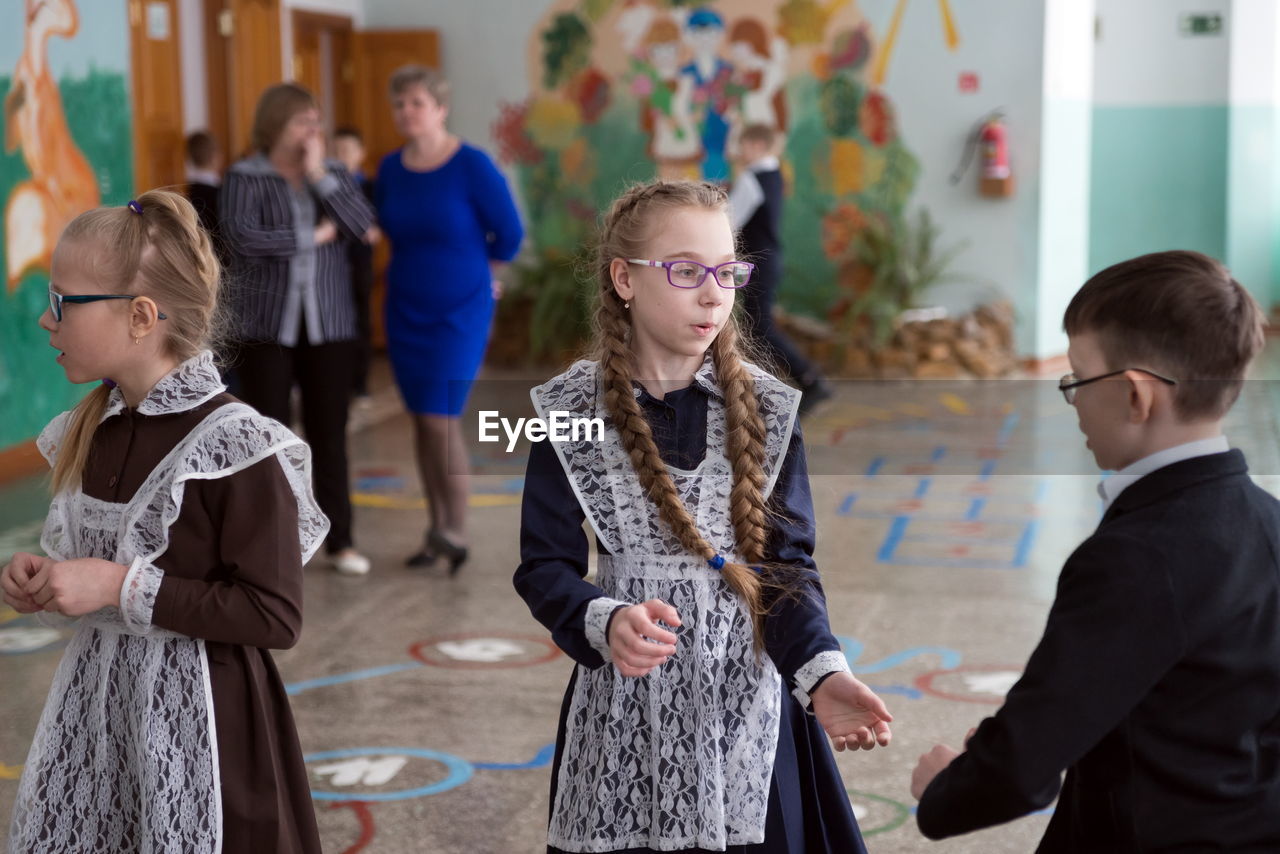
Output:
(2, 552), (51, 613)
(811, 672), (894, 752)
(26, 558), (129, 617)
(608, 599), (681, 678)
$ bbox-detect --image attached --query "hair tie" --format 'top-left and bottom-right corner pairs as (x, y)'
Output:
(102, 378), (117, 389)
(707, 554), (725, 570)
(127, 200), (143, 215)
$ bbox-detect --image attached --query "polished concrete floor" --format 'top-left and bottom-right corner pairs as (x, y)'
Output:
(4, 350), (1280, 853)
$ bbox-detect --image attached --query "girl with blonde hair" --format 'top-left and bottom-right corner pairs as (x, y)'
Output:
(515, 180), (890, 853)
(2, 190), (326, 852)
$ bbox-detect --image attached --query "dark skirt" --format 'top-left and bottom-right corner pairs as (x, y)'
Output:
(546, 668), (868, 854)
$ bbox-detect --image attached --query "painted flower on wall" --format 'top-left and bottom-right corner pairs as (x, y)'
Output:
(859, 91), (894, 146)
(525, 94), (583, 151)
(492, 101), (543, 165)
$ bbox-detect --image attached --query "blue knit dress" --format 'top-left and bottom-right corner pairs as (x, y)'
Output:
(375, 144), (523, 415)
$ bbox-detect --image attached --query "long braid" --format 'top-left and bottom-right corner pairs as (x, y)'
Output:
(592, 180), (778, 650)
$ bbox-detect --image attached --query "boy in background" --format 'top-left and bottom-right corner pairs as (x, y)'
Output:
(333, 126), (378, 402)
(728, 123), (830, 413)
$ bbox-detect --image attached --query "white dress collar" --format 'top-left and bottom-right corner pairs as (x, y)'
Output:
(104, 350), (227, 419)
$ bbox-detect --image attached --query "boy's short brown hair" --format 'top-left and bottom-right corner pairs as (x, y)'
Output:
(185, 130), (217, 169)
(1063, 250), (1266, 419)
(739, 123), (776, 149)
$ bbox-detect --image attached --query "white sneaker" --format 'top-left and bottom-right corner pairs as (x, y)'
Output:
(331, 550), (371, 576)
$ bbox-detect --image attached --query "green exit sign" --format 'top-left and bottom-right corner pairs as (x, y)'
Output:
(1180, 13), (1223, 36)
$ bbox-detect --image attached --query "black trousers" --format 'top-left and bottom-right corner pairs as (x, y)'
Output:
(740, 258), (819, 385)
(234, 325), (356, 554)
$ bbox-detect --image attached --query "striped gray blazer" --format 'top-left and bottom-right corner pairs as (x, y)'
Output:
(220, 154), (376, 344)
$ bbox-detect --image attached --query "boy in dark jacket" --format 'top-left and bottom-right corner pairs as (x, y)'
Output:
(911, 250), (1280, 852)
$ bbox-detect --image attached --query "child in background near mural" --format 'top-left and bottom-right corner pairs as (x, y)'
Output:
(731, 123), (831, 413)
(912, 252), (1280, 850)
(333, 125), (379, 403)
(515, 179), (891, 853)
(1, 190), (327, 853)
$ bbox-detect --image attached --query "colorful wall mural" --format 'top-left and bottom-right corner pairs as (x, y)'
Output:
(0, 0), (132, 451)
(493, 0), (922, 321)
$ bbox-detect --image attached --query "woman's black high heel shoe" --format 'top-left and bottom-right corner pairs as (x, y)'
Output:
(405, 529), (439, 568)
(428, 529), (469, 576)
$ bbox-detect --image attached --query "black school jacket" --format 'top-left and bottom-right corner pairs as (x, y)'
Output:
(917, 450), (1280, 852)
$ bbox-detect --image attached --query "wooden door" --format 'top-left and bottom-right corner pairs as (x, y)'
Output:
(129, 0), (185, 192)
(291, 10), (356, 133)
(352, 30), (440, 348)
(204, 0), (282, 160)
(353, 30), (440, 166)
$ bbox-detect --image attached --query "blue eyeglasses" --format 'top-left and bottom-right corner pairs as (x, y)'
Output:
(48, 287), (167, 323)
(628, 259), (755, 289)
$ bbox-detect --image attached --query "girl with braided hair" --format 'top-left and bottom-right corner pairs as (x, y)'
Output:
(515, 180), (891, 853)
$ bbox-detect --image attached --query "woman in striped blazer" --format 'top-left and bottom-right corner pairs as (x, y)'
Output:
(221, 83), (377, 576)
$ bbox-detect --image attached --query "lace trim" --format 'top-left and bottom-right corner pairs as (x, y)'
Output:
(534, 360), (798, 851)
(790, 649), (852, 709)
(38, 351), (227, 467)
(18, 402), (325, 853)
(583, 597), (628, 662)
(119, 557), (164, 632)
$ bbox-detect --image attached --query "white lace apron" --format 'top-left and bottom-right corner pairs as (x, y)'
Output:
(532, 359), (800, 852)
(9, 352), (328, 854)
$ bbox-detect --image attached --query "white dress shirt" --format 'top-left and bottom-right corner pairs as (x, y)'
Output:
(1097, 435), (1230, 513)
(727, 155), (779, 230)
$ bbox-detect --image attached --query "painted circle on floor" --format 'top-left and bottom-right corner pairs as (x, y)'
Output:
(915, 666), (1022, 704)
(0, 626), (63, 654)
(846, 788), (912, 836)
(408, 633), (561, 669)
(305, 747), (473, 802)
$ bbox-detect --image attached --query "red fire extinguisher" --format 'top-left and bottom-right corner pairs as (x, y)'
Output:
(951, 109), (1014, 197)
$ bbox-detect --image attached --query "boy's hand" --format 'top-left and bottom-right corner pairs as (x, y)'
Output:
(911, 743), (961, 800)
(2, 552), (50, 613)
(812, 672), (893, 751)
(26, 558), (128, 617)
(608, 599), (681, 678)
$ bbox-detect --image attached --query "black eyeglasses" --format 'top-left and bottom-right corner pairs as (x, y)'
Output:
(628, 258), (755, 289)
(48, 288), (167, 323)
(1059, 369), (1177, 405)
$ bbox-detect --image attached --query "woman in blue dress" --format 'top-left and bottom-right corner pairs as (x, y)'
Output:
(375, 66), (523, 571)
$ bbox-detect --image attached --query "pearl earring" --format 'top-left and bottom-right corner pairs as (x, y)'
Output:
(624, 301), (630, 309)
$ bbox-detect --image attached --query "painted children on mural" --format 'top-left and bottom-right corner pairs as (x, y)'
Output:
(912, 252), (1280, 850)
(515, 180), (891, 853)
(1, 190), (327, 853)
(675, 7), (735, 183)
(628, 14), (701, 177)
(728, 18), (789, 135)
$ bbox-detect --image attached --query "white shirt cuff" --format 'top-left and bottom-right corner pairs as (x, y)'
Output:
(791, 649), (852, 710)
(584, 596), (629, 662)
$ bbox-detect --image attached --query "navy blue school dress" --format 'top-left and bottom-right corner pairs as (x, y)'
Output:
(514, 357), (868, 854)
(374, 144), (523, 415)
